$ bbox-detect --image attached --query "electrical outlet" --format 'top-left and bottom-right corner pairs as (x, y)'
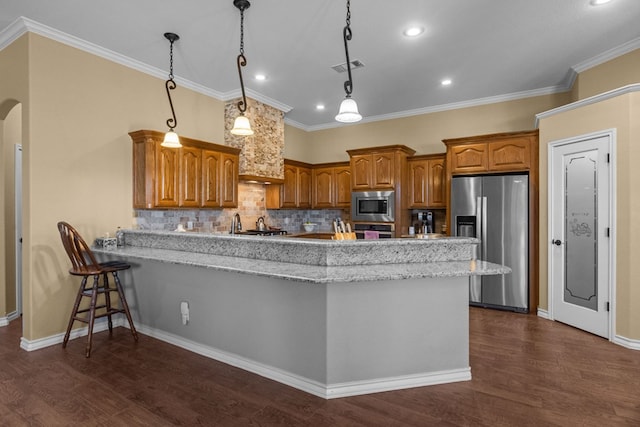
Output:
(180, 301), (189, 325)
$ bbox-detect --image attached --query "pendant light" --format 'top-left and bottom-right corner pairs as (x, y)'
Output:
(335, 0), (362, 123)
(162, 32), (182, 148)
(230, 0), (254, 136)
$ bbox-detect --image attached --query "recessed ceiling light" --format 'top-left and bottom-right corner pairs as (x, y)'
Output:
(255, 74), (267, 81)
(590, 0), (612, 5)
(403, 26), (424, 37)
(316, 104), (325, 110)
(441, 79), (452, 86)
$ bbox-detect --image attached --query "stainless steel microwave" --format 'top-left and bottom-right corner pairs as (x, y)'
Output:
(351, 190), (395, 222)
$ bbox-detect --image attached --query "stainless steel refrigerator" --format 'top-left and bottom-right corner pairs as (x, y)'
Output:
(451, 174), (529, 312)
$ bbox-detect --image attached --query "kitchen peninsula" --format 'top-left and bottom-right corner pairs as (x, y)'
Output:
(94, 230), (509, 399)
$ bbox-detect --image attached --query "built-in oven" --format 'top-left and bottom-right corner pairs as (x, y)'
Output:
(353, 223), (395, 239)
(351, 190), (395, 222)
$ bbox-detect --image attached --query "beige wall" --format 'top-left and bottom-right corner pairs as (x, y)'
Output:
(0, 34), (28, 322)
(574, 48), (640, 101)
(3, 104), (21, 316)
(290, 93), (571, 164)
(538, 92), (639, 339)
(11, 33), (225, 340)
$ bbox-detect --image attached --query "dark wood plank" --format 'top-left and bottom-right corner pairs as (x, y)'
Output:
(1, 307), (639, 425)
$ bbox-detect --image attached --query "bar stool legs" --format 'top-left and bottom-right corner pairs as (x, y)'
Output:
(62, 270), (139, 357)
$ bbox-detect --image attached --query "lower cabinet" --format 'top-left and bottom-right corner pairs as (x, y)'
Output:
(130, 129), (240, 209)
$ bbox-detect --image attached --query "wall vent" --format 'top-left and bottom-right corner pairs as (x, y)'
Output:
(331, 59), (365, 73)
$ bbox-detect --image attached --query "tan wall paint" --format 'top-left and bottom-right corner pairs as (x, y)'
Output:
(3, 104), (21, 316)
(538, 92), (640, 339)
(575, 48), (640, 100)
(0, 34), (29, 324)
(294, 93), (571, 164)
(21, 34), (225, 340)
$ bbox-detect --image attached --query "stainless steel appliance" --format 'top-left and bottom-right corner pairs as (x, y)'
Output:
(417, 211), (434, 234)
(353, 222), (394, 239)
(351, 191), (395, 222)
(451, 174), (529, 312)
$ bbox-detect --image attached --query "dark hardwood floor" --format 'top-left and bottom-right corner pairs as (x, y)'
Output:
(1, 308), (639, 426)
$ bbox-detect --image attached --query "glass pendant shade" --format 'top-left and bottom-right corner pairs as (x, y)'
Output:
(231, 114), (254, 136)
(161, 130), (181, 148)
(335, 97), (362, 123)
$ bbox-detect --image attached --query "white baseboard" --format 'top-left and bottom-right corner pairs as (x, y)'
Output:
(19, 318), (125, 351)
(0, 311), (20, 327)
(612, 334), (640, 350)
(537, 308), (550, 319)
(134, 322), (471, 399)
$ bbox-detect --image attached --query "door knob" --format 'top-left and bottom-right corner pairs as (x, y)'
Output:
(552, 239), (562, 246)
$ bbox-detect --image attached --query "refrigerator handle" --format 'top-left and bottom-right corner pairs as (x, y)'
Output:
(481, 196), (488, 259)
(475, 197), (482, 240)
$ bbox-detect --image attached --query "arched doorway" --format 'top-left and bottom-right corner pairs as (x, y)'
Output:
(0, 99), (23, 328)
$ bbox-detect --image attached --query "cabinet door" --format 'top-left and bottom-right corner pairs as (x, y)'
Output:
(427, 158), (446, 207)
(220, 153), (238, 208)
(298, 167), (312, 208)
(408, 160), (428, 208)
(488, 138), (531, 171)
(179, 146), (201, 207)
(313, 167), (334, 208)
(281, 164), (298, 208)
(155, 143), (179, 207)
(351, 155), (372, 190)
(334, 166), (352, 207)
(372, 152), (394, 188)
(450, 143), (488, 174)
(201, 149), (220, 207)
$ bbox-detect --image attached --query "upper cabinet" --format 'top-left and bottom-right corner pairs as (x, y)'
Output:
(130, 130), (241, 209)
(347, 145), (415, 191)
(266, 160), (312, 209)
(312, 163), (351, 208)
(408, 154), (446, 209)
(444, 130), (537, 175)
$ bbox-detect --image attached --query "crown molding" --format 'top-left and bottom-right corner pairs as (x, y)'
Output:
(572, 36), (640, 74)
(535, 83), (640, 127)
(298, 85), (565, 132)
(0, 17), (229, 99)
(222, 88), (293, 113)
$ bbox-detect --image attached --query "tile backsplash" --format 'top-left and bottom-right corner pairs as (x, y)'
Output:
(134, 182), (349, 234)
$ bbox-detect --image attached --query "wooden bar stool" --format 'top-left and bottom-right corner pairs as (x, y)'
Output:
(57, 221), (138, 357)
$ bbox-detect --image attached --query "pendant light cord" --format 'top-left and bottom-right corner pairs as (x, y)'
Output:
(236, 6), (249, 114)
(342, 0), (354, 98)
(164, 33), (178, 130)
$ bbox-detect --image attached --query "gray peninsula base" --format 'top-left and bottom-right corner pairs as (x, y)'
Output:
(94, 230), (508, 398)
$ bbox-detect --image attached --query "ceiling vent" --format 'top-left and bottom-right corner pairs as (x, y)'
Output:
(331, 59), (365, 73)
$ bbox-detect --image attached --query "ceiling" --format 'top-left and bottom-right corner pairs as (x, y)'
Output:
(1, 0), (640, 130)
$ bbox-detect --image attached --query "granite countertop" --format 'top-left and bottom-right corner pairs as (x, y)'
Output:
(93, 229), (510, 283)
(94, 245), (509, 284)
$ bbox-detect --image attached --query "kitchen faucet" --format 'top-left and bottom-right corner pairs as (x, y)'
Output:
(230, 213), (242, 234)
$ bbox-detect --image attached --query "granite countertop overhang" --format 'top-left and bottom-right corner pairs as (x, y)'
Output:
(93, 230), (510, 283)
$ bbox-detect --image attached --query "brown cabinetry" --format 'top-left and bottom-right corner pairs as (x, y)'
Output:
(350, 152), (395, 190)
(130, 130), (240, 209)
(446, 132), (535, 175)
(408, 154), (446, 209)
(443, 129), (539, 313)
(347, 145), (416, 237)
(312, 163), (351, 208)
(266, 160), (312, 209)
